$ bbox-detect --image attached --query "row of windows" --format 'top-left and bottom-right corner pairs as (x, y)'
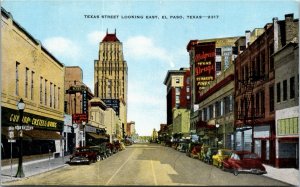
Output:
(276, 76), (297, 103)
(16, 62), (61, 109)
(200, 95), (233, 121)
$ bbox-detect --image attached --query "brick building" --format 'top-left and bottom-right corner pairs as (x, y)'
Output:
(234, 14), (298, 166)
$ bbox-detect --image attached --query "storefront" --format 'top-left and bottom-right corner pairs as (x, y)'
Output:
(1, 107), (64, 159)
(85, 124), (108, 146)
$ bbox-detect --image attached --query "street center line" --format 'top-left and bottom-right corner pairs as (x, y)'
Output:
(106, 150), (135, 185)
(151, 160), (157, 185)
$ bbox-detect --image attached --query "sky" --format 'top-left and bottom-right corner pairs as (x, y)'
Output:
(2, 0), (299, 136)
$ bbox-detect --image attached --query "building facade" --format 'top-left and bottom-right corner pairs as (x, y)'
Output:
(163, 68), (191, 140)
(274, 42), (299, 168)
(1, 8), (64, 158)
(197, 64), (235, 149)
(94, 30), (128, 136)
(64, 66), (93, 152)
(234, 14), (299, 166)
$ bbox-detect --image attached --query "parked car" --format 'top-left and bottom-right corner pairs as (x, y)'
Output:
(186, 142), (201, 157)
(203, 147), (218, 164)
(190, 144), (202, 159)
(177, 142), (188, 153)
(199, 145), (209, 161)
(212, 149), (233, 168)
(90, 145), (107, 160)
(222, 151), (267, 176)
(69, 147), (97, 165)
(69, 155), (90, 165)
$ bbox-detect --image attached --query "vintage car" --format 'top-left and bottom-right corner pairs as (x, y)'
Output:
(90, 145), (108, 160)
(222, 151), (267, 176)
(212, 149), (233, 168)
(177, 142), (189, 153)
(190, 144), (202, 159)
(69, 155), (90, 165)
(203, 147), (218, 164)
(69, 147), (98, 165)
(198, 145), (209, 161)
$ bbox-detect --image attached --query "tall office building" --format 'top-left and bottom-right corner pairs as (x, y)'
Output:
(94, 30), (128, 135)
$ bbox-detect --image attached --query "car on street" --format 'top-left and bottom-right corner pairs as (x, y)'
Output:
(90, 145), (107, 160)
(212, 149), (233, 168)
(177, 142), (189, 153)
(69, 147), (98, 165)
(69, 155), (91, 165)
(222, 151), (267, 176)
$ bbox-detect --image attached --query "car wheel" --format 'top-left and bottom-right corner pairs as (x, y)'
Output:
(97, 155), (101, 161)
(233, 169), (239, 176)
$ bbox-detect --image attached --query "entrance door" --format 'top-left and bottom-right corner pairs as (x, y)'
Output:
(261, 140), (266, 161)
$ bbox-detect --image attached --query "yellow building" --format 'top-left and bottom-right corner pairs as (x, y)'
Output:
(1, 8), (65, 158)
(94, 30), (128, 137)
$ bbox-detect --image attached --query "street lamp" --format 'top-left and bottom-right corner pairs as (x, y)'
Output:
(15, 98), (25, 178)
(215, 124), (220, 149)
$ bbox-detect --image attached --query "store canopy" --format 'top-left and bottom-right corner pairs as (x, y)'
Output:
(87, 132), (108, 140)
(23, 129), (62, 140)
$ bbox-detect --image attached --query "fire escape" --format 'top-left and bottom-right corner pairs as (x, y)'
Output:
(237, 68), (265, 127)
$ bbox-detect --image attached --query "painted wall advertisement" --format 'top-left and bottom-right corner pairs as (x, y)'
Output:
(194, 42), (216, 103)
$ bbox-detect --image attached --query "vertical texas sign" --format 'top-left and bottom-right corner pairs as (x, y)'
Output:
(194, 42), (216, 103)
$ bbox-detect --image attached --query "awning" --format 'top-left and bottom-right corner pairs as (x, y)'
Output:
(23, 129), (62, 140)
(87, 132), (108, 140)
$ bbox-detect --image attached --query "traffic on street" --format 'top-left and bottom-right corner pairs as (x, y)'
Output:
(3, 143), (291, 186)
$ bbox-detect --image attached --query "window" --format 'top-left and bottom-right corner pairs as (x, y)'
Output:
(50, 82), (53, 107)
(261, 50), (265, 75)
(186, 86), (190, 93)
(277, 82), (281, 103)
(216, 61), (221, 71)
(283, 80), (287, 101)
(45, 79), (48, 105)
(229, 95), (233, 112)
(186, 77), (190, 84)
(261, 90), (265, 115)
(187, 95), (190, 100)
(31, 71), (34, 100)
(175, 87), (180, 95)
(54, 85), (56, 109)
(256, 92), (260, 114)
(269, 86), (274, 112)
(269, 43), (274, 70)
(40, 77), (43, 104)
(25, 68), (29, 98)
(290, 77), (295, 99)
(209, 105), (214, 119)
(58, 87), (60, 109)
(16, 62), (20, 95)
(216, 48), (222, 56)
(232, 46), (238, 55)
(64, 101), (67, 113)
(175, 78), (180, 83)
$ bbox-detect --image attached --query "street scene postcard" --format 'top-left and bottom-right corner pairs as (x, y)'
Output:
(0, 0), (299, 186)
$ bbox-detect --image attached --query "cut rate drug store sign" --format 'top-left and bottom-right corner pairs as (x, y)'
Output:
(194, 42), (216, 103)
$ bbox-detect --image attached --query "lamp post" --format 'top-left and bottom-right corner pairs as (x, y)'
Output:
(82, 121), (86, 147)
(15, 98), (25, 178)
(215, 124), (220, 149)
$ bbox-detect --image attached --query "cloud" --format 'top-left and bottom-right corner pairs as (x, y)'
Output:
(124, 36), (175, 67)
(87, 31), (106, 45)
(43, 37), (81, 61)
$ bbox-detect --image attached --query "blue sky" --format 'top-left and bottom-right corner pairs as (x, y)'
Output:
(2, 0), (299, 136)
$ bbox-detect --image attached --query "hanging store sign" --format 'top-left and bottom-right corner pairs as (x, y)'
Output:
(72, 113), (88, 124)
(194, 42), (216, 103)
(82, 90), (88, 115)
(1, 107), (63, 131)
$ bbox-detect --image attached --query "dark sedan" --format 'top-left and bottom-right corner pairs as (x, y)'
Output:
(69, 147), (98, 165)
(222, 151), (267, 176)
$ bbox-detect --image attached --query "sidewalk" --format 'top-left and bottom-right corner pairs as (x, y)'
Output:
(263, 164), (299, 186)
(1, 155), (70, 184)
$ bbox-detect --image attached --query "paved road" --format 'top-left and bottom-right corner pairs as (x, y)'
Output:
(3, 144), (291, 186)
